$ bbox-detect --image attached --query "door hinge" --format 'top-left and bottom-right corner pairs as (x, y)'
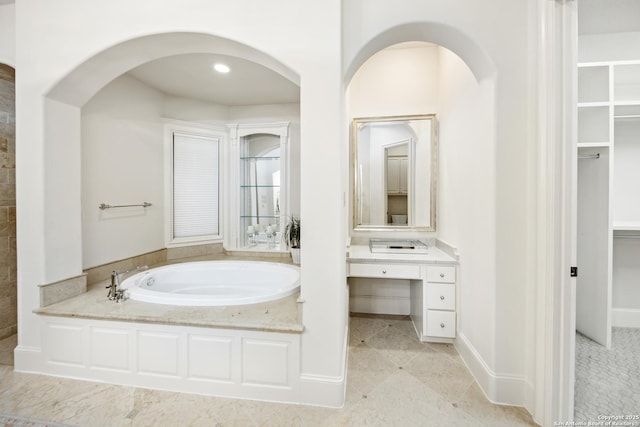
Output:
(570, 266), (578, 277)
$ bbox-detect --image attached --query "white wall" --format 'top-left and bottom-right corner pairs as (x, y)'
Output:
(436, 47), (497, 371)
(0, 4), (14, 67)
(16, 0), (345, 408)
(163, 96), (229, 126)
(81, 75), (166, 268)
(348, 44), (439, 117)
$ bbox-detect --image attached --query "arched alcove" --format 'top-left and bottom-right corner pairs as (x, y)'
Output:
(344, 22), (502, 405)
(41, 32), (301, 282)
(344, 22), (495, 86)
(47, 32), (299, 107)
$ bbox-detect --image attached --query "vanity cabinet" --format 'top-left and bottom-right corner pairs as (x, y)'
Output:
(387, 156), (408, 194)
(423, 266), (456, 339)
(347, 244), (458, 343)
(348, 263), (420, 280)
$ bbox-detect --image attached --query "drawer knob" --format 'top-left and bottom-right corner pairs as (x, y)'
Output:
(440, 322), (446, 328)
(440, 273), (445, 278)
(440, 295), (445, 301)
(382, 270), (387, 274)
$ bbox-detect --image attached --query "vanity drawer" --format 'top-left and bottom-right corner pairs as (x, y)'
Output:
(426, 310), (456, 338)
(426, 283), (455, 310)
(348, 263), (420, 279)
(426, 266), (456, 283)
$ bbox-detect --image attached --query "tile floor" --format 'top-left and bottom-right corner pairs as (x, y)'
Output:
(0, 315), (535, 426)
(574, 327), (640, 422)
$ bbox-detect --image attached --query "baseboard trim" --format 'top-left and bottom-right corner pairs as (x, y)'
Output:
(13, 345), (43, 372)
(612, 308), (640, 328)
(298, 315), (348, 409)
(455, 332), (527, 406)
(298, 373), (345, 408)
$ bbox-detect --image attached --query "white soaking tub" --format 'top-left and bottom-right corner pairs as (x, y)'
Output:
(120, 260), (300, 306)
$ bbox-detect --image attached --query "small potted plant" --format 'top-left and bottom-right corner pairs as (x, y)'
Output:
(283, 215), (300, 264)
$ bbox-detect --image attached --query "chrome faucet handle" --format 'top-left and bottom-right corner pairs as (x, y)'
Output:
(107, 266), (147, 301)
(114, 289), (125, 303)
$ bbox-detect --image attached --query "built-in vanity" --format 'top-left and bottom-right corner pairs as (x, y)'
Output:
(347, 240), (458, 343)
(347, 111), (459, 342)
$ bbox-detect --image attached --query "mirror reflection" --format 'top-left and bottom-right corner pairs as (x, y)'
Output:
(353, 115), (436, 230)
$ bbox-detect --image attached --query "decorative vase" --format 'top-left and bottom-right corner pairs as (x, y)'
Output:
(291, 248), (300, 265)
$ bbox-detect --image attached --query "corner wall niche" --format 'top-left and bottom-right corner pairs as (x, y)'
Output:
(228, 123), (291, 252)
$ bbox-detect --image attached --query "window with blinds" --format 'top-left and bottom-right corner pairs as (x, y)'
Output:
(172, 131), (219, 240)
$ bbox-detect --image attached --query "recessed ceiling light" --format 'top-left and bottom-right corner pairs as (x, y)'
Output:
(213, 63), (230, 74)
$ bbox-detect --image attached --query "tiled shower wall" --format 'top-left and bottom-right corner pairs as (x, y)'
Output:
(0, 64), (16, 339)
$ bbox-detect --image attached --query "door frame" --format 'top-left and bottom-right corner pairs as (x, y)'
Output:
(536, 0), (578, 424)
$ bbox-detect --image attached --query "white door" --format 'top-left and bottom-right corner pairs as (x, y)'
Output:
(576, 150), (612, 348)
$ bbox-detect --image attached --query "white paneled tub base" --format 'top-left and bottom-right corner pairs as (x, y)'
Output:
(37, 316), (301, 402)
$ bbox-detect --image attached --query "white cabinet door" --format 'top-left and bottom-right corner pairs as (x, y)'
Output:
(576, 148), (611, 348)
(387, 157), (408, 194)
(387, 157), (400, 193)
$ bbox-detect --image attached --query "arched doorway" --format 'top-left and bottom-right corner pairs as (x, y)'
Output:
(344, 22), (504, 408)
(40, 32), (300, 281)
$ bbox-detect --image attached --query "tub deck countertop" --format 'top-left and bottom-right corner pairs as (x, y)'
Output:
(35, 254), (304, 334)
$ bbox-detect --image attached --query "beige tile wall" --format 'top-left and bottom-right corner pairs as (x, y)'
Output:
(0, 64), (16, 340)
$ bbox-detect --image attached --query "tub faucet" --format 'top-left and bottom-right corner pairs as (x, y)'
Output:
(107, 265), (148, 302)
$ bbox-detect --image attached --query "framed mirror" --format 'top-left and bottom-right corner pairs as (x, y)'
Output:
(352, 114), (437, 231)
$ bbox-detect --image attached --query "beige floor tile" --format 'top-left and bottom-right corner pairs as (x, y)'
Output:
(402, 343), (476, 403)
(456, 382), (536, 426)
(0, 316), (536, 426)
(348, 315), (389, 346)
(346, 343), (398, 397)
(364, 324), (434, 366)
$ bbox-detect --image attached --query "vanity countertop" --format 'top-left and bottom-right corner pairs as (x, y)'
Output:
(347, 244), (457, 264)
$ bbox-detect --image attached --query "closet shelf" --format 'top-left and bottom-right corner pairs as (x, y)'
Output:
(613, 222), (640, 231)
(613, 100), (640, 106)
(578, 102), (609, 108)
(614, 115), (640, 120)
(240, 156), (280, 161)
(577, 142), (610, 148)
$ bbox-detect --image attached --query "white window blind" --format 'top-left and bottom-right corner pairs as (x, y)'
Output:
(172, 132), (219, 239)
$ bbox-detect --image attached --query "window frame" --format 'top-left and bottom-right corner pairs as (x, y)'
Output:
(164, 121), (227, 247)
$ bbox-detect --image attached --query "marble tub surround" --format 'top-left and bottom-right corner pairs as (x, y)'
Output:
(165, 242), (223, 261)
(83, 243), (280, 286)
(38, 274), (87, 307)
(24, 236), (293, 326)
(35, 280), (303, 334)
(84, 249), (166, 287)
(0, 316), (534, 426)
